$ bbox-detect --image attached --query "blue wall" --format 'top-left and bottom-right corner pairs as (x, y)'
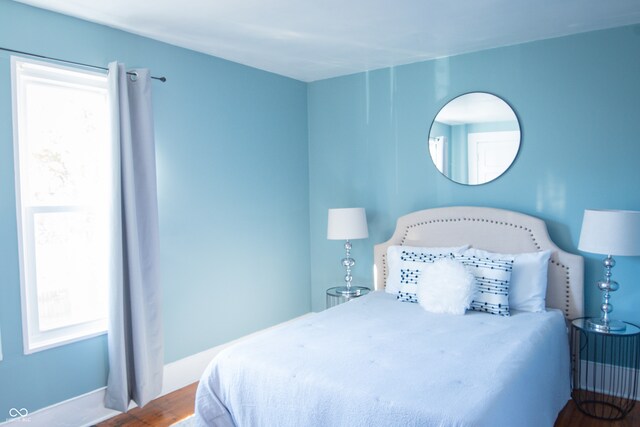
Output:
(308, 25), (640, 317)
(0, 0), (310, 415)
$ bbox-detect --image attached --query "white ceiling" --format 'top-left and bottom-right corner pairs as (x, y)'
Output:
(13, 0), (640, 82)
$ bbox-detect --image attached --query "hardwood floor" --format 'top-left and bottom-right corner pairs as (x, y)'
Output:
(97, 382), (640, 427)
(96, 383), (197, 427)
(555, 399), (640, 427)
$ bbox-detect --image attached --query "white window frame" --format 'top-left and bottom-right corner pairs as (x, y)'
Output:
(11, 56), (111, 354)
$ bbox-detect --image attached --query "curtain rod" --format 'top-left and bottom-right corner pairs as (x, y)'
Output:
(0, 46), (167, 82)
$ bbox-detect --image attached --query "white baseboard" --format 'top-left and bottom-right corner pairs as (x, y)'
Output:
(1, 313), (313, 427)
(577, 360), (640, 400)
(1, 387), (120, 427)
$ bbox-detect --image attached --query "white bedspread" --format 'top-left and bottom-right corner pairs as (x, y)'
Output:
(195, 291), (570, 427)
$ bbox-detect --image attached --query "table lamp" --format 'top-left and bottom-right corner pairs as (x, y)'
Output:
(578, 209), (640, 332)
(327, 207), (368, 296)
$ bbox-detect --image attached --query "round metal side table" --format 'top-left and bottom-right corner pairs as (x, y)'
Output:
(326, 286), (370, 309)
(570, 318), (640, 420)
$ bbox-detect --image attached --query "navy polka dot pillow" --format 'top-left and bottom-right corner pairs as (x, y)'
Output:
(385, 245), (469, 303)
(454, 253), (515, 316)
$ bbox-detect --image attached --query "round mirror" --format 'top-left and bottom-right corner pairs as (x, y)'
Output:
(428, 92), (520, 185)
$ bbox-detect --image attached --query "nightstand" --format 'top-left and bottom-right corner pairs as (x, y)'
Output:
(326, 286), (370, 309)
(570, 318), (640, 420)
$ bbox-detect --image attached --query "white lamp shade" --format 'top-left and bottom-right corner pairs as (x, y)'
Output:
(578, 209), (640, 256)
(327, 208), (368, 240)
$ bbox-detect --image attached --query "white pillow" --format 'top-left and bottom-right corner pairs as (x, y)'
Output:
(464, 248), (551, 312)
(454, 252), (514, 316)
(417, 258), (476, 315)
(385, 245), (470, 301)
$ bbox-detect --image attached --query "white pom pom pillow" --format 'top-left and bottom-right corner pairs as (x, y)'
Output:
(417, 258), (476, 315)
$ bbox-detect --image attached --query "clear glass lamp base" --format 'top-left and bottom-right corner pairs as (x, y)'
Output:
(587, 317), (627, 332)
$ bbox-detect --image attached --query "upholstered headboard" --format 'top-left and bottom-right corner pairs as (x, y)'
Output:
(373, 206), (584, 319)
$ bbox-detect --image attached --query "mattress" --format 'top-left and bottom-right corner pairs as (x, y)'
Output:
(195, 291), (570, 427)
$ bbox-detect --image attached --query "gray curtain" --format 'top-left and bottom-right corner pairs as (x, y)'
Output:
(105, 62), (163, 412)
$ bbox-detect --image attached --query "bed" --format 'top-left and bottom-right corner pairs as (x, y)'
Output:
(195, 206), (584, 427)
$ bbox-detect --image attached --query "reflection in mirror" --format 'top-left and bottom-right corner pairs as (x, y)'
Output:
(428, 92), (520, 185)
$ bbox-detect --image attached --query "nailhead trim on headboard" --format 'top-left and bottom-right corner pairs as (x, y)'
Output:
(550, 258), (572, 318)
(381, 253), (387, 287)
(400, 218), (542, 251)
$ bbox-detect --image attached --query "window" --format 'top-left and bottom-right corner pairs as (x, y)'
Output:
(11, 57), (113, 353)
